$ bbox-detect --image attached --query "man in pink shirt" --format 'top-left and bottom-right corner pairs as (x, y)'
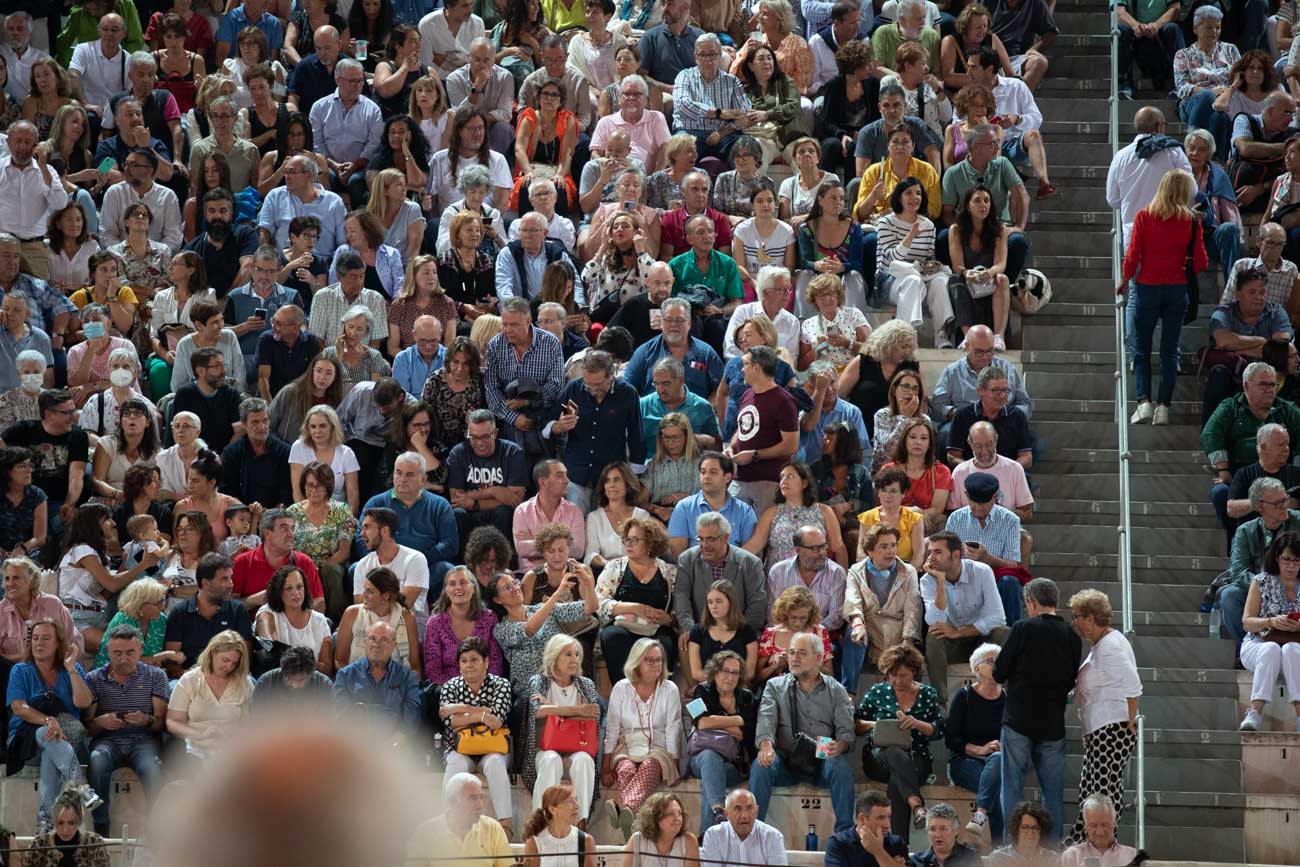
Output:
(949, 420), (1034, 520)
(590, 74), (671, 171)
(511, 459), (585, 569)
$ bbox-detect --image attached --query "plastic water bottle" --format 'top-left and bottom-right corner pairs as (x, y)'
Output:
(1209, 602), (1222, 639)
(805, 825), (818, 852)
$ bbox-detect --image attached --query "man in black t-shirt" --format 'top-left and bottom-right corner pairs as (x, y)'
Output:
(183, 188), (259, 297)
(169, 347), (244, 453)
(946, 366), (1034, 469)
(1, 388), (89, 535)
(1218, 422), (1300, 542)
(445, 409), (527, 547)
(605, 261), (674, 345)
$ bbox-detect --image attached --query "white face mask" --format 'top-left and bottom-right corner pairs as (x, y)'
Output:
(19, 373), (42, 393)
(109, 368), (135, 388)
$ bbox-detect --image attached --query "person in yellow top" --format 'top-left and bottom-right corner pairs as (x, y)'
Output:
(856, 466), (925, 571)
(68, 250), (140, 337)
(541, 0), (588, 32)
(408, 772), (516, 867)
(853, 126), (942, 223)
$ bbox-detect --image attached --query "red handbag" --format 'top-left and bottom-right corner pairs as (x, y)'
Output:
(540, 716), (598, 757)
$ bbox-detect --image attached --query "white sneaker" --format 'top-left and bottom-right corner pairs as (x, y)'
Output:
(77, 783), (103, 813)
(959, 812), (993, 854)
(1130, 402), (1154, 424)
(993, 335), (1006, 351)
(1240, 709), (1262, 732)
(1152, 405), (1170, 426)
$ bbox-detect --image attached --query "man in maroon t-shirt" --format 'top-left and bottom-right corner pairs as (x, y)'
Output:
(231, 508), (326, 612)
(729, 344), (799, 515)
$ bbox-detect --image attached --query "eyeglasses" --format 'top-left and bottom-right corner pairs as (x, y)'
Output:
(985, 387), (1011, 395)
(467, 432), (495, 443)
(48, 407), (75, 416)
(1278, 555), (1300, 564)
(787, 648), (815, 659)
(622, 535), (644, 544)
(797, 543), (829, 553)
(254, 266), (278, 274)
(209, 113), (235, 121)
(1260, 498), (1288, 508)
(409, 421), (431, 430)
(284, 168), (310, 175)
(540, 91), (563, 100)
(338, 77), (365, 85)
(1251, 380), (1279, 389)
(696, 50), (720, 58)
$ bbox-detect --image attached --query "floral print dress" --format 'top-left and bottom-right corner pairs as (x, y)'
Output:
(287, 500), (358, 562)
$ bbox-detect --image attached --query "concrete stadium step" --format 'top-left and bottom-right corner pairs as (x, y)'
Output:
(1032, 420), (1208, 451)
(1055, 580), (1211, 613)
(1028, 209), (1112, 228)
(1024, 229), (1113, 256)
(1031, 523), (1222, 558)
(1043, 54), (1131, 79)
(1030, 369), (1206, 401)
(1036, 447), (1204, 472)
(1032, 472), (1212, 503)
(1037, 97), (1177, 122)
(1031, 496), (1220, 529)
(1044, 185), (1112, 211)
(1128, 635), (1238, 670)
(1037, 78), (1113, 98)
(1028, 255), (1113, 279)
(1032, 551), (1224, 587)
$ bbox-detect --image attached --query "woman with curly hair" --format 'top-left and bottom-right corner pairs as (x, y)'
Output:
(421, 337), (486, 468)
(756, 584), (832, 683)
(989, 801), (1057, 864)
(1214, 49), (1283, 159)
(369, 114), (431, 195)
(817, 41), (879, 182)
(22, 58), (78, 142)
(620, 791), (697, 862)
(838, 318), (920, 425)
(854, 641), (945, 838)
(464, 526), (514, 591)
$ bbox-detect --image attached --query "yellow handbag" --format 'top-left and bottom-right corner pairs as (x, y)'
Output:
(456, 723), (511, 755)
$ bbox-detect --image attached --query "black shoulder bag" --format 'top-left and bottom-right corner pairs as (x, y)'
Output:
(1184, 218), (1202, 325)
(781, 679), (822, 779)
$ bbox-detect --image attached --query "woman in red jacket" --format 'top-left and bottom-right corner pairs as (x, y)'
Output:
(1117, 169), (1209, 426)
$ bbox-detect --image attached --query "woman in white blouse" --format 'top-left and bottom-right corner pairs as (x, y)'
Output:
(875, 176), (954, 349)
(255, 564), (334, 676)
(1066, 588), (1142, 847)
(289, 405), (361, 515)
(166, 629), (255, 760)
(585, 462), (650, 572)
(158, 411), (206, 501)
(46, 203), (100, 294)
(600, 637), (683, 841)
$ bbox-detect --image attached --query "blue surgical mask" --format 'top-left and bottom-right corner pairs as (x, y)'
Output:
(83, 322), (106, 339)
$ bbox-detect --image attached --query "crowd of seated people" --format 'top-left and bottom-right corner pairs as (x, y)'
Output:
(0, 0), (1176, 864)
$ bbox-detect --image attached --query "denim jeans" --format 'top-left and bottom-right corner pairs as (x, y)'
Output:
(998, 576), (1023, 626)
(689, 749), (745, 833)
(36, 724), (83, 826)
(1213, 222), (1240, 280)
(999, 725), (1066, 844)
(1128, 282), (1187, 405)
(750, 750), (856, 833)
(949, 753), (1004, 841)
(88, 737), (163, 834)
(1220, 582), (1247, 643)
(839, 635), (867, 693)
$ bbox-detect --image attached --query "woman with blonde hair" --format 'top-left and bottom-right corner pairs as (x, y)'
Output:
(645, 133), (699, 210)
(643, 413), (703, 523)
(166, 629), (254, 759)
(470, 314), (503, 355)
(838, 318), (920, 425)
(1117, 168), (1207, 426)
(367, 168), (427, 265)
(95, 577), (176, 667)
(621, 791), (698, 867)
(523, 783), (598, 867)
(388, 253), (458, 355)
(732, 0), (814, 96)
(289, 405), (361, 514)
(756, 585), (832, 682)
(185, 73), (239, 142)
(601, 637), (683, 839)
(523, 636), (605, 826)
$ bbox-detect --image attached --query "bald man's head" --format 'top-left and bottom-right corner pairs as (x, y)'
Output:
(1134, 106), (1165, 134)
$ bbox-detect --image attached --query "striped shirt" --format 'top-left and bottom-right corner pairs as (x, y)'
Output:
(944, 504), (1022, 563)
(644, 453), (702, 504)
(672, 67), (751, 132)
(85, 662), (169, 751)
(1222, 256), (1299, 308)
(875, 213), (938, 271)
(483, 326), (565, 429)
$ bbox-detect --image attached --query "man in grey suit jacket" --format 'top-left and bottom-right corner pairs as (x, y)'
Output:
(674, 511), (769, 656)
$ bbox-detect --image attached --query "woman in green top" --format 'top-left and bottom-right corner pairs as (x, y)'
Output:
(95, 578), (177, 668)
(736, 44), (809, 169)
(56, 0), (146, 67)
(287, 461), (357, 625)
(855, 641), (946, 840)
